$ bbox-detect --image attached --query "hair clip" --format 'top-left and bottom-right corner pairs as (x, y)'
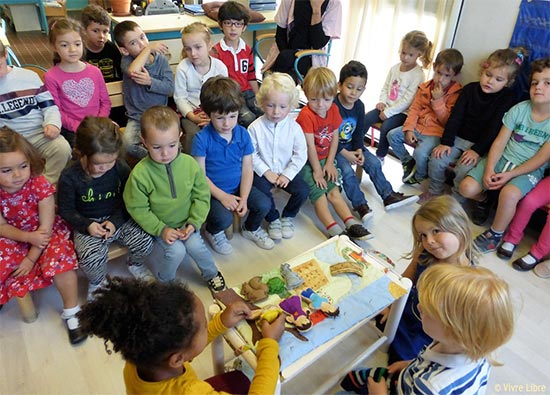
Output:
(515, 52), (524, 66)
(482, 61), (490, 69)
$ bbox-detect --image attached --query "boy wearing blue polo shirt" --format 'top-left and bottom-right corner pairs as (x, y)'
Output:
(192, 77), (273, 255)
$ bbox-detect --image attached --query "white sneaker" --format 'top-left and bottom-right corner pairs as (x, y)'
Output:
(280, 217), (295, 239)
(242, 226), (275, 250)
(128, 264), (156, 282)
(268, 219), (283, 240)
(205, 230), (233, 255)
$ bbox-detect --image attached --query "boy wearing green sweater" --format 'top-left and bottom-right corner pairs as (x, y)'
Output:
(123, 106), (225, 292)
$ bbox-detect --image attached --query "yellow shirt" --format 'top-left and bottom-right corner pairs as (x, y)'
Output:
(123, 313), (280, 395)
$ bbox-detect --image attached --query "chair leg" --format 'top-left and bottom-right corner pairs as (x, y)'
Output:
(16, 293), (38, 323)
(355, 165), (363, 181)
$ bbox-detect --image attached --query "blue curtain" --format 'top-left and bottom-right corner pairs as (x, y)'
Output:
(509, 0), (550, 101)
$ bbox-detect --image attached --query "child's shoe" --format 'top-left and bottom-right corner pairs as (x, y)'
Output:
(268, 219), (283, 240)
(496, 242), (516, 260)
(207, 271), (226, 293)
(401, 159), (416, 182)
(242, 226), (275, 250)
(205, 230), (233, 255)
(280, 217), (295, 239)
(472, 197), (491, 225)
(403, 174), (425, 185)
(61, 306), (87, 345)
(474, 228), (502, 253)
(383, 192), (419, 211)
(354, 203), (374, 222)
(127, 263), (155, 282)
(341, 367), (389, 393)
(346, 224), (374, 240)
(512, 253), (541, 271)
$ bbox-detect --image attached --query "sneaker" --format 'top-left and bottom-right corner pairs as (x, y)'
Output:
(472, 197), (491, 226)
(346, 223), (374, 240)
(534, 260), (550, 278)
(417, 191), (437, 205)
(205, 230), (233, 255)
(403, 174), (425, 185)
(127, 263), (155, 282)
(87, 282), (101, 302)
(268, 219), (283, 240)
(242, 226), (275, 250)
(280, 217), (295, 239)
(207, 271), (226, 293)
(496, 242), (516, 260)
(402, 159), (416, 182)
(474, 229), (503, 253)
(512, 253), (541, 271)
(383, 192), (419, 211)
(354, 203), (374, 222)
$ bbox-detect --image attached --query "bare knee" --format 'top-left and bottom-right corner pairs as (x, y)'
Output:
(458, 177), (481, 199)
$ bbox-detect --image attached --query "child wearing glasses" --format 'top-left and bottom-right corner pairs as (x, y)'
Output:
(211, 1), (262, 127)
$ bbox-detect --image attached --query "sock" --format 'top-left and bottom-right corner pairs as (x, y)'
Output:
(341, 368), (389, 394)
(327, 222), (344, 237)
(522, 253), (538, 265)
(62, 305), (81, 330)
(490, 227), (504, 237)
(344, 216), (360, 228)
(500, 241), (515, 251)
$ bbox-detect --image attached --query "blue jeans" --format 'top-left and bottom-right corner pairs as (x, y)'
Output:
(364, 109), (407, 158)
(387, 127), (440, 179)
(123, 119), (148, 159)
(428, 137), (475, 195)
(336, 147), (394, 207)
(154, 232), (218, 282)
(253, 173), (309, 222)
(205, 185), (271, 234)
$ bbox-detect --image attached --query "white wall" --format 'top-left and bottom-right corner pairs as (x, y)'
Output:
(452, 0), (521, 84)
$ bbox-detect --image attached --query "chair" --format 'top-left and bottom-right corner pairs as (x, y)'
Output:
(253, 33), (331, 83)
(21, 64), (47, 82)
(355, 122), (382, 181)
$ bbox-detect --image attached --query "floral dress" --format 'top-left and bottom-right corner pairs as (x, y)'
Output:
(0, 176), (78, 304)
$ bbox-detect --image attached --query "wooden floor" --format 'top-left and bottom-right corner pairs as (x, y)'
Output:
(0, 150), (548, 394)
(4, 29), (52, 68)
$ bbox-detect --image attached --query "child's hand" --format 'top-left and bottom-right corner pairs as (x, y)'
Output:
(404, 130), (417, 145)
(161, 227), (182, 244)
(100, 220), (116, 239)
(188, 111), (210, 127)
(431, 81), (444, 100)
(341, 149), (357, 164)
(488, 171), (513, 190)
(313, 168), (327, 189)
(87, 222), (109, 239)
(11, 256), (36, 277)
(367, 376), (388, 395)
(221, 301), (252, 328)
(26, 228), (51, 249)
(264, 170), (279, 185)
(375, 102), (386, 112)
(323, 162), (338, 182)
(275, 174), (290, 188)
(149, 41), (169, 55)
(260, 313), (286, 342)
(43, 124), (60, 139)
(432, 144), (451, 159)
(177, 224), (195, 241)
(130, 67), (151, 87)
(388, 360), (411, 376)
(220, 193), (241, 211)
(459, 149), (479, 167)
(482, 170), (497, 190)
(354, 150), (364, 166)
(235, 198), (248, 217)
(378, 306), (391, 325)
(379, 112), (388, 121)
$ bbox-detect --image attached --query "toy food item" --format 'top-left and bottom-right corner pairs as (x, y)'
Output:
(301, 288), (340, 317)
(280, 263), (305, 289)
(241, 276), (269, 303)
(329, 261), (363, 277)
(279, 295), (312, 332)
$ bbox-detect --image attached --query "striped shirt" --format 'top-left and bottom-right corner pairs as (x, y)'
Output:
(398, 342), (490, 395)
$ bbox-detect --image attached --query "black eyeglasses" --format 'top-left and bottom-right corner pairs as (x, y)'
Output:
(222, 20), (245, 28)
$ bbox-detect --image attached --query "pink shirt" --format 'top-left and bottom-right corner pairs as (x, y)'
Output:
(45, 63), (111, 132)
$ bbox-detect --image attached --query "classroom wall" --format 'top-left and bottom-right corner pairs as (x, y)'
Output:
(452, 0), (521, 84)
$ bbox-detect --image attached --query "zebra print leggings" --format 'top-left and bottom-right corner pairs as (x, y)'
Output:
(74, 218), (153, 285)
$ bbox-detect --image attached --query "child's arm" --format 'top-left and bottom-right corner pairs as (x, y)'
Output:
(249, 126), (278, 184)
(377, 70), (392, 111)
(304, 133), (327, 188)
(35, 74), (61, 139)
(431, 83), (460, 126)
(482, 125), (512, 190)
(383, 69), (424, 119)
(237, 154), (254, 217)
(44, 71), (81, 132)
(194, 155), (242, 211)
(280, 128), (308, 185)
(433, 88), (468, 158)
(322, 129), (340, 182)
(127, 42), (168, 74)
(96, 70), (111, 117)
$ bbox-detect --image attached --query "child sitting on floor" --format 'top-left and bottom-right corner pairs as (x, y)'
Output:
(77, 277), (286, 394)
